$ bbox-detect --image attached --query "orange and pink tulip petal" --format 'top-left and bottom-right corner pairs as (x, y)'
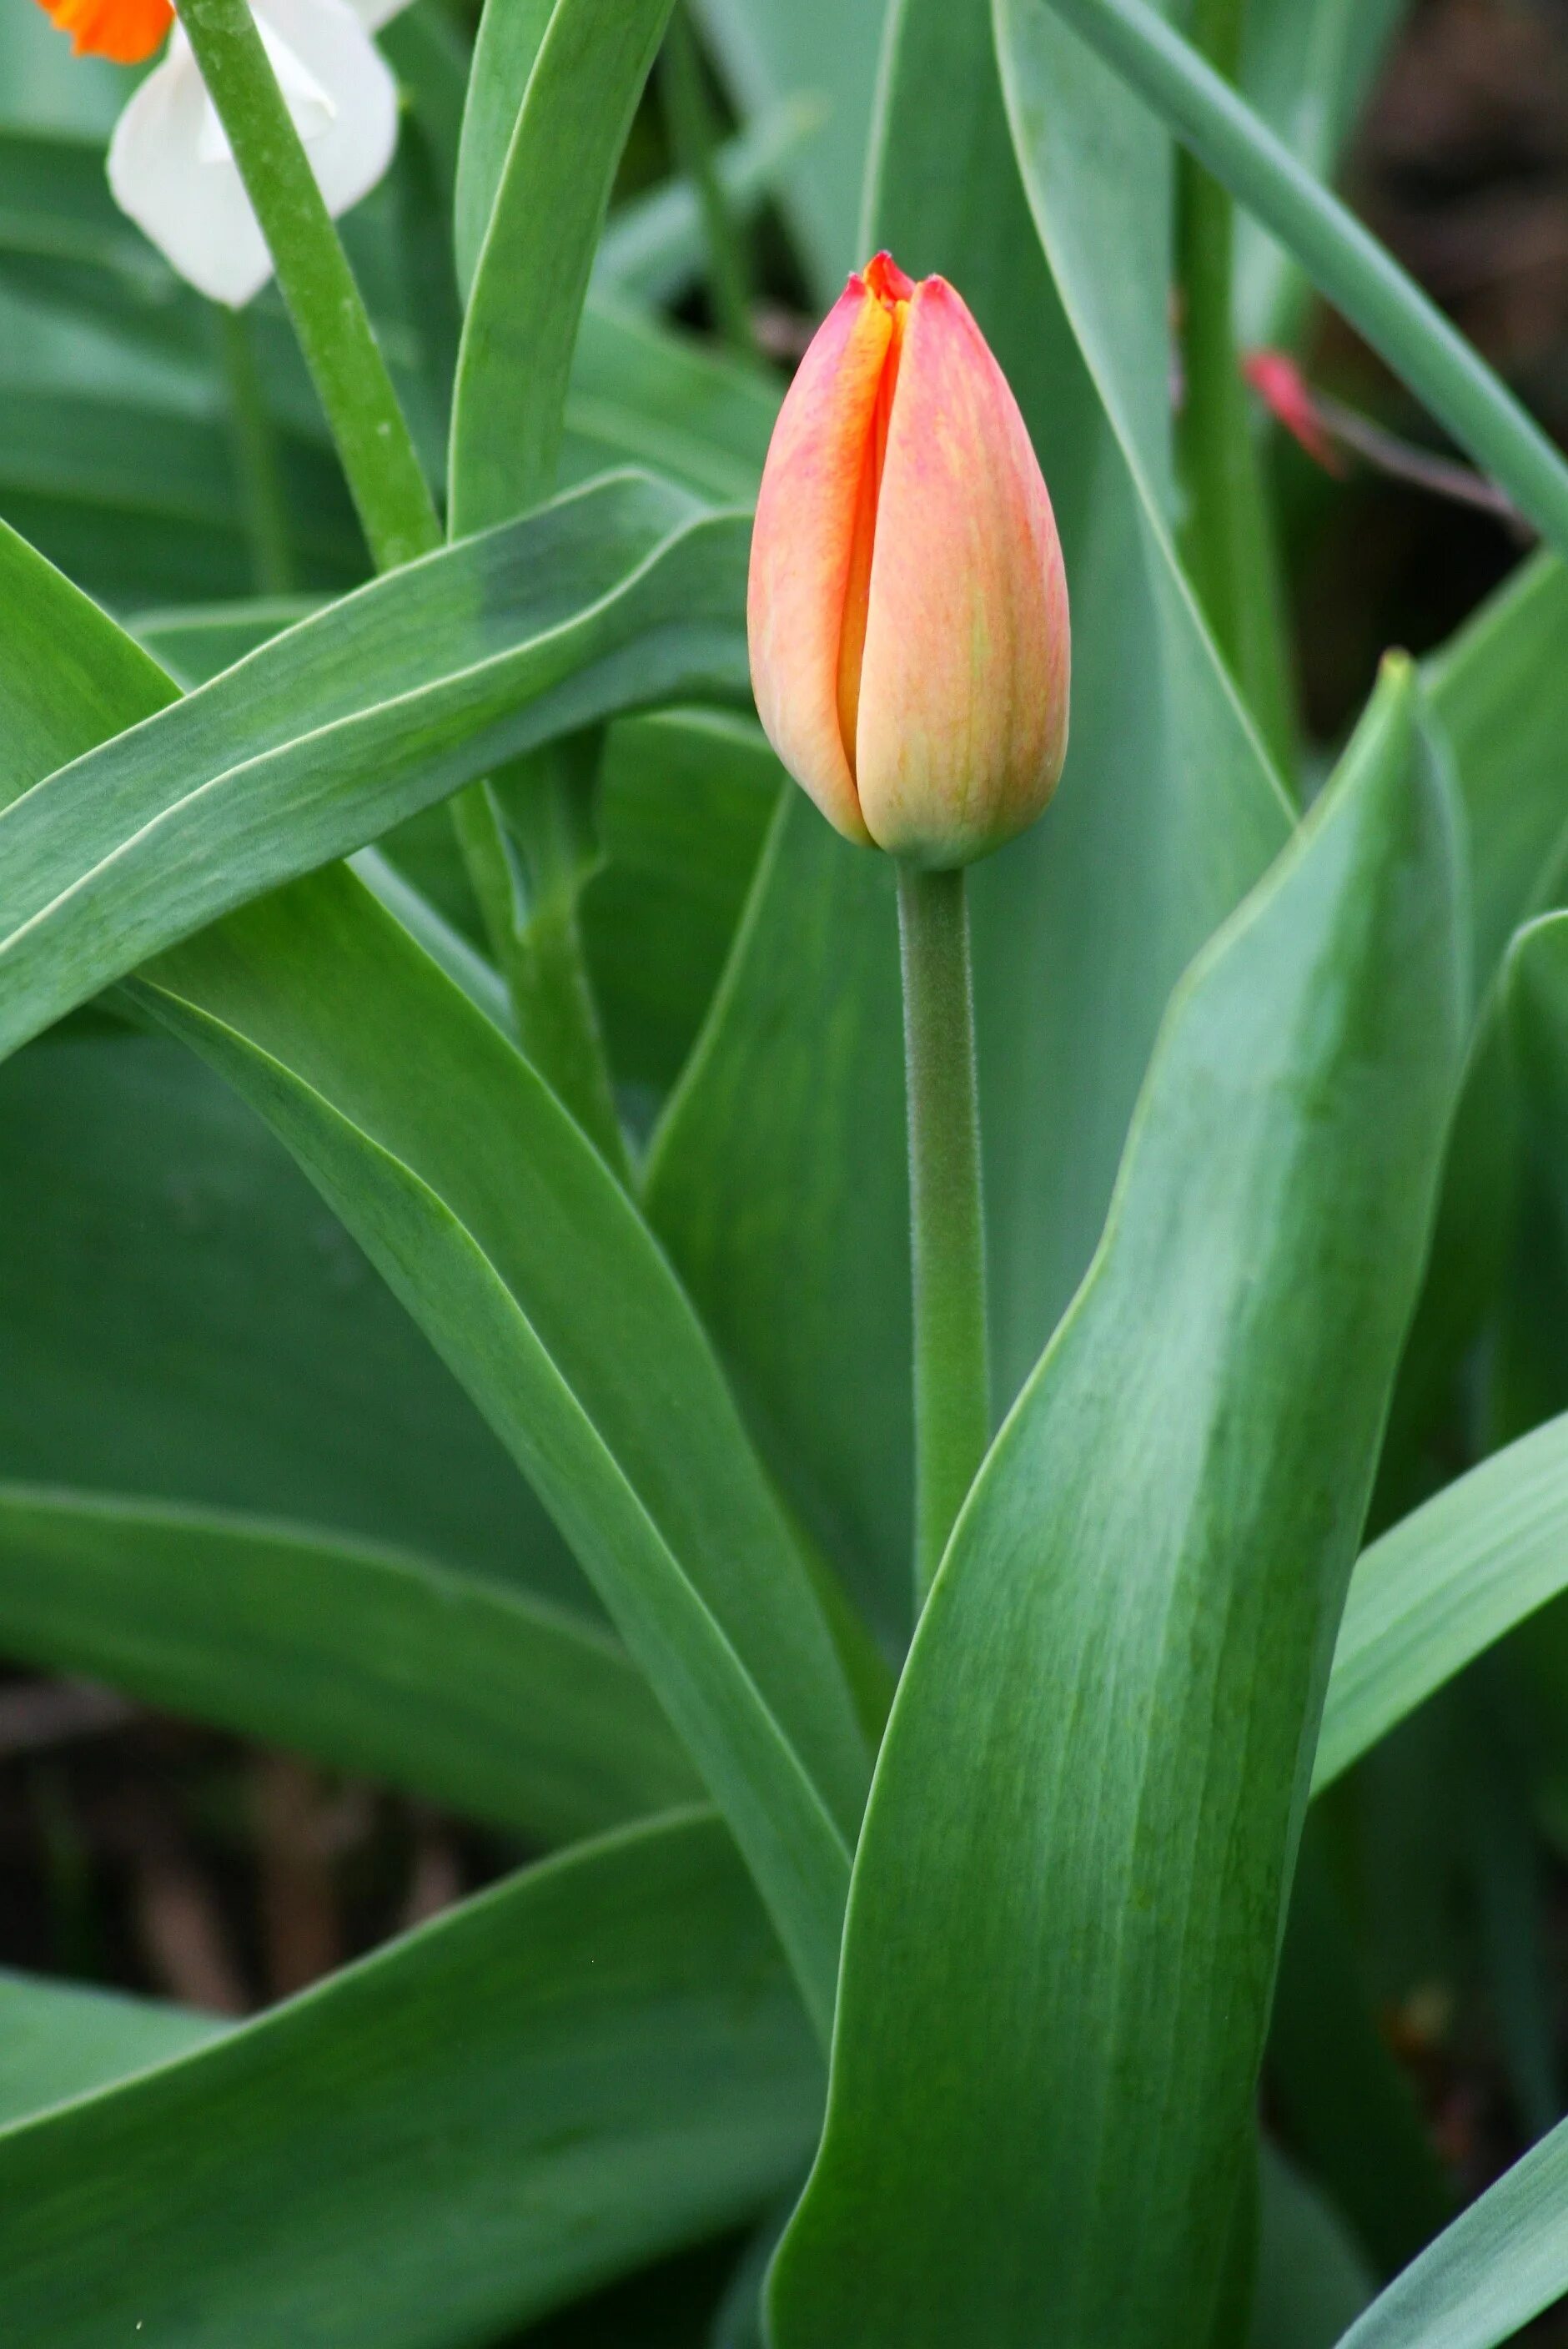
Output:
(748, 252), (1069, 869)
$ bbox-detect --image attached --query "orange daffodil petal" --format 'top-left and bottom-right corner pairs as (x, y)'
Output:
(35, 0), (172, 63)
(748, 253), (1070, 870)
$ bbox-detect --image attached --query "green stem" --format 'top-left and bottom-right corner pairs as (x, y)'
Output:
(658, 3), (758, 359)
(897, 864), (991, 1611)
(1040, 0), (1568, 564)
(1173, 0), (1294, 775)
(175, 0), (440, 572)
(175, 0), (550, 1097)
(215, 304), (294, 597)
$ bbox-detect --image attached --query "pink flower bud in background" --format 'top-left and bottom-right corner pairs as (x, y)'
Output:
(747, 252), (1070, 870)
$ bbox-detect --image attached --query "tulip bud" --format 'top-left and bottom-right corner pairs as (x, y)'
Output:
(747, 252), (1069, 869)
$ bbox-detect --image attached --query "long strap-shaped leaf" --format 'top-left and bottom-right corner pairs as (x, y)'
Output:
(769, 661), (1465, 2348)
(0, 524), (867, 2042)
(1334, 2115), (1568, 2349)
(0, 1975), (224, 2132)
(0, 475), (747, 1068)
(0, 1484), (696, 1844)
(0, 1814), (822, 2349)
(1031, 0), (1568, 561)
(1315, 1413), (1568, 1795)
(451, 0), (678, 530)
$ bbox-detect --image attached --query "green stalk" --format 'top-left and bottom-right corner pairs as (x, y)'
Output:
(897, 864), (991, 1611)
(215, 304), (294, 597)
(1174, 0), (1294, 773)
(1038, 0), (1568, 563)
(174, 0), (553, 1110)
(175, 0), (439, 572)
(659, 3), (758, 358)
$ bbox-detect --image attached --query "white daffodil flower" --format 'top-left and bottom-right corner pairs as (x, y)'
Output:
(106, 0), (411, 309)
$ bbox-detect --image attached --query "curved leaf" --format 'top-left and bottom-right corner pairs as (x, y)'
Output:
(0, 1975), (224, 2131)
(0, 521), (867, 2043)
(0, 473), (749, 1068)
(0, 1484), (696, 1844)
(1335, 2116), (1568, 2349)
(769, 663), (1465, 2347)
(1315, 1412), (1568, 1796)
(0, 1815), (822, 2349)
(450, 0), (677, 531)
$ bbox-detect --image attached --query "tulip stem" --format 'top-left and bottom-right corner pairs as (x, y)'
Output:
(898, 863), (991, 1611)
(175, 0), (440, 573)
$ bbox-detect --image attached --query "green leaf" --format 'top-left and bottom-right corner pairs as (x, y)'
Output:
(453, 0), (555, 302)
(1315, 1411), (1568, 1796)
(0, 1483), (696, 1844)
(0, 474), (749, 1065)
(1428, 553), (1568, 984)
(1032, 0), (1568, 563)
(450, 0), (677, 531)
(0, 520), (867, 2042)
(0, 1031), (578, 1606)
(0, 1815), (823, 2349)
(1335, 2115), (1568, 2349)
(583, 710), (781, 1094)
(0, 1975), (225, 2131)
(768, 661), (1466, 2347)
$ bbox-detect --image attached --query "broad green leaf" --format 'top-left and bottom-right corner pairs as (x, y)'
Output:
(137, 897), (857, 2037)
(1314, 1411), (1568, 1796)
(0, 1975), (225, 2131)
(0, 1032), (578, 1605)
(0, 1484), (696, 1844)
(1335, 2115), (1568, 2349)
(646, 804), (908, 1640)
(1428, 553), (1568, 984)
(0, 521), (867, 2040)
(650, 0), (1289, 1642)
(690, 0), (889, 296)
(0, 473), (749, 1065)
(450, 0), (677, 531)
(769, 663), (1465, 2347)
(0, 1815), (822, 2349)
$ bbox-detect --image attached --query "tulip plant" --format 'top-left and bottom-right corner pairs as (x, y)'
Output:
(5, 0), (1568, 2342)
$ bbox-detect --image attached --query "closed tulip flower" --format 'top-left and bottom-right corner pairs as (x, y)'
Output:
(748, 251), (1069, 870)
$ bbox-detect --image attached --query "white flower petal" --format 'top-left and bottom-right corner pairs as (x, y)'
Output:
(107, 0), (400, 309)
(108, 37), (276, 307)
